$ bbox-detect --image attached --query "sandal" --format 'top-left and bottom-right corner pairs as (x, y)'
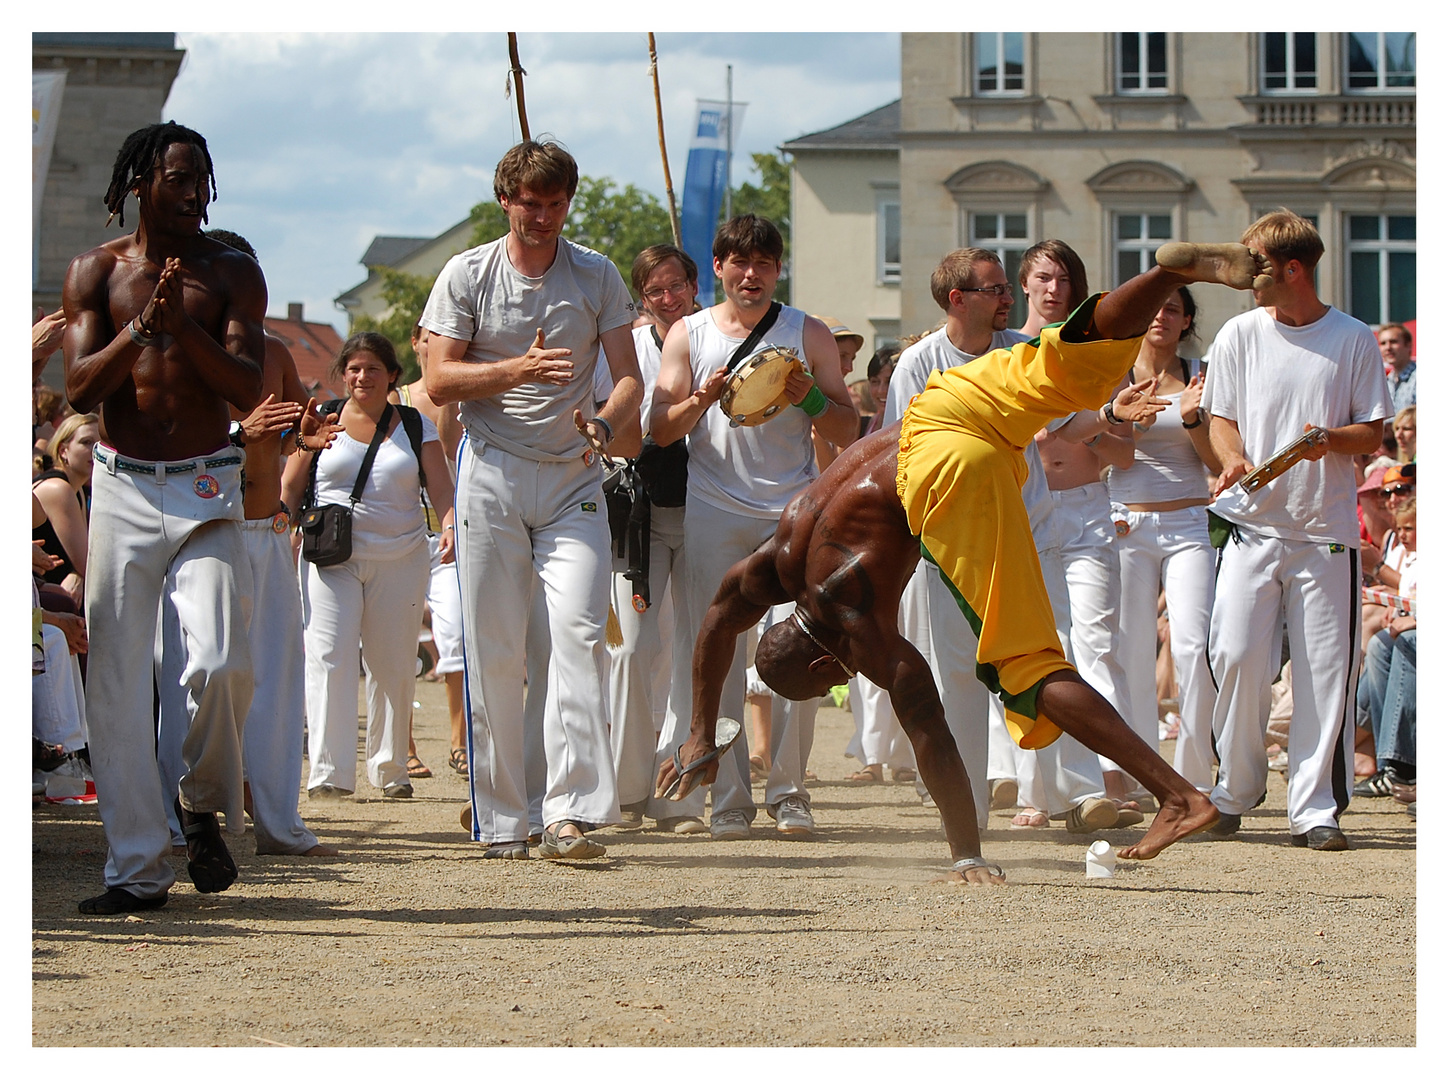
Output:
(538, 821), (606, 860)
(406, 754), (432, 779)
(1009, 809), (1048, 829)
(891, 766), (916, 783)
(174, 797), (238, 894)
(846, 765), (883, 783)
(449, 747), (469, 775)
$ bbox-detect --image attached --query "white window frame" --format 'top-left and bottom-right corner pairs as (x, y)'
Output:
(1112, 211), (1176, 287)
(1345, 213), (1416, 326)
(876, 190), (901, 286)
(1117, 32), (1169, 95)
(968, 211), (1033, 329)
(1344, 32), (1416, 92)
(974, 32), (1027, 96)
(1261, 32), (1318, 93)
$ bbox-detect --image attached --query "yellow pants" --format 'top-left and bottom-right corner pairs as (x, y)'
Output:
(896, 298), (1141, 749)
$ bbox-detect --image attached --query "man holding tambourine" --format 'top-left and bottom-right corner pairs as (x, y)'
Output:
(650, 214), (858, 840)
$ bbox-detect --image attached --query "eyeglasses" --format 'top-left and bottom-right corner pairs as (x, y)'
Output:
(642, 281), (691, 302)
(958, 284), (1013, 297)
(1384, 485), (1414, 496)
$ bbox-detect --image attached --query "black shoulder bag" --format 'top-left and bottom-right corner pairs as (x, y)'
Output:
(300, 402), (394, 567)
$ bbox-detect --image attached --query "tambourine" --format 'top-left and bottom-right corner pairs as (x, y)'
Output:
(718, 345), (804, 427)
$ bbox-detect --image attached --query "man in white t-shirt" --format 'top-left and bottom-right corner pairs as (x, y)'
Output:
(421, 140), (644, 860)
(1203, 210), (1393, 851)
(650, 214), (858, 839)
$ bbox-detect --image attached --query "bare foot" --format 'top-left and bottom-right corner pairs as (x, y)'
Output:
(1155, 242), (1272, 290)
(299, 843), (339, 857)
(1118, 789), (1219, 860)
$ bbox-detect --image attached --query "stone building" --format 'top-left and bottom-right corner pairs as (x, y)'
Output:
(32, 33), (186, 325)
(787, 32), (1415, 356)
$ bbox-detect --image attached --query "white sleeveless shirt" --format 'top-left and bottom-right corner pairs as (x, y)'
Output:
(683, 304), (815, 519)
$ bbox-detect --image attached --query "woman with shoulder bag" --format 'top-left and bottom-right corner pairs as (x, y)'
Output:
(282, 332), (455, 799)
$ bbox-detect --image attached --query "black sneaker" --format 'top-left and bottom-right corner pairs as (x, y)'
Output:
(1354, 771), (1397, 798)
(1290, 826), (1348, 850)
(1207, 812), (1241, 837)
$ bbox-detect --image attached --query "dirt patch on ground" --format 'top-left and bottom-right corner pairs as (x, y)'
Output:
(33, 680), (1415, 1046)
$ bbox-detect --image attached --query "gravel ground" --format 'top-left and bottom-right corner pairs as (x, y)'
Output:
(33, 677), (1416, 1046)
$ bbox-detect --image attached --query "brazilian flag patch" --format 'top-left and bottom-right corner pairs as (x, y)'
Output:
(582, 501), (597, 513)
(1329, 543), (1346, 554)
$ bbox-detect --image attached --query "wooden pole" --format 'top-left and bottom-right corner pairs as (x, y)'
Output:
(508, 33), (530, 141)
(647, 33), (682, 248)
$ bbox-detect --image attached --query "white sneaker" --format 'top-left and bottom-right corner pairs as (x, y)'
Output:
(771, 795), (815, 835)
(710, 808), (751, 841)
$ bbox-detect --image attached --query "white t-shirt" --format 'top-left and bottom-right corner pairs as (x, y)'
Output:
(593, 323), (663, 433)
(1204, 306), (1391, 545)
(1384, 544), (1417, 597)
(683, 304), (814, 518)
(884, 327), (1059, 549)
(313, 412), (440, 560)
(419, 236), (637, 461)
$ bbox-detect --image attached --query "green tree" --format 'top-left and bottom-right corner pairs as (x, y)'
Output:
(349, 267), (436, 384)
(470, 177), (673, 291)
(718, 151), (792, 303)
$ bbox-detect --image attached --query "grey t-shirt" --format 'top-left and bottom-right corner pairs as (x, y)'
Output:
(420, 236), (637, 461)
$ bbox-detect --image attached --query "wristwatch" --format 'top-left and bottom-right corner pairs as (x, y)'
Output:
(1101, 401), (1125, 426)
(228, 420), (246, 448)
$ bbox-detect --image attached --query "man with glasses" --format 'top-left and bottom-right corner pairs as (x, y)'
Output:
(596, 244), (706, 834)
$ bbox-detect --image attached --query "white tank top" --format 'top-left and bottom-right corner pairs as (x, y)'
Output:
(1107, 384), (1211, 505)
(683, 304), (815, 518)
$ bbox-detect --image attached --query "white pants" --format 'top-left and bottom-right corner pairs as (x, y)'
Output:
(1208, 527), (1359, 834)
(456, 434), (618, 842)
(848, 674), (916, 771)
(160, 518), (320, 854)
(608, 503), (687, 811)
(301, 541), (430, 793)
(425, 532), (465, 675)
(924, 564), (994, 823)
(1052, 484), (1135, 778)
(1011, 545), (1108, 816)
(33, 624), (87, 751)
(1118, 506), (1217, 790)
(86, 446), (252, 897)
(665, 496), (818, 820)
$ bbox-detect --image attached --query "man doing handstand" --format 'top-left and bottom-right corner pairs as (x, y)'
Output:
(657, 243), (1268, 883)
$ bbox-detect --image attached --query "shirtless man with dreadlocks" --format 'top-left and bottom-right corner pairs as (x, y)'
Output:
(63, 122), (270, 915)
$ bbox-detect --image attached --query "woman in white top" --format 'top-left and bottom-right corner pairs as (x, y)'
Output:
(282, 332), (455, 799)
(1108, 287), (1221, 792)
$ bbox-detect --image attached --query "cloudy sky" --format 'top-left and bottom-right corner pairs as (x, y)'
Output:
(160, 32), (900, 333)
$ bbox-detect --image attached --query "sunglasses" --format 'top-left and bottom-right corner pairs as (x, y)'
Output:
(1384, 484), (1414, 496)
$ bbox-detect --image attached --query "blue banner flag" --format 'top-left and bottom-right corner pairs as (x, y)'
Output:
(679, 99), (745, 304)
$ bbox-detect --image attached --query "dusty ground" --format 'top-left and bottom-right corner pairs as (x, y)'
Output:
(33, 678), (1415, 1046)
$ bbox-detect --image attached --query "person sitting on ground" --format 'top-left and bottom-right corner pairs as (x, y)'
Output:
(655, 242), (1264, 881)
(1355, 498), (1416, 802)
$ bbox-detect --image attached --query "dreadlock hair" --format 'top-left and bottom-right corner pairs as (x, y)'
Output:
(103, 122), (216, 229)
(205, 228), (257, 262)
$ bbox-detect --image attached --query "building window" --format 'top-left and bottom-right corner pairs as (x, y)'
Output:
(970, 212), (1031, 328)
(1118, 33), (1168, 93)
(1262, 33), (1317, 91)
(877, 197), (901, 284)
(1347, 214), (1415, 325)
(1114, 213), (1173, 286)
(1346, 32), (1415, 90)
(975, 33), (1025, 94)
